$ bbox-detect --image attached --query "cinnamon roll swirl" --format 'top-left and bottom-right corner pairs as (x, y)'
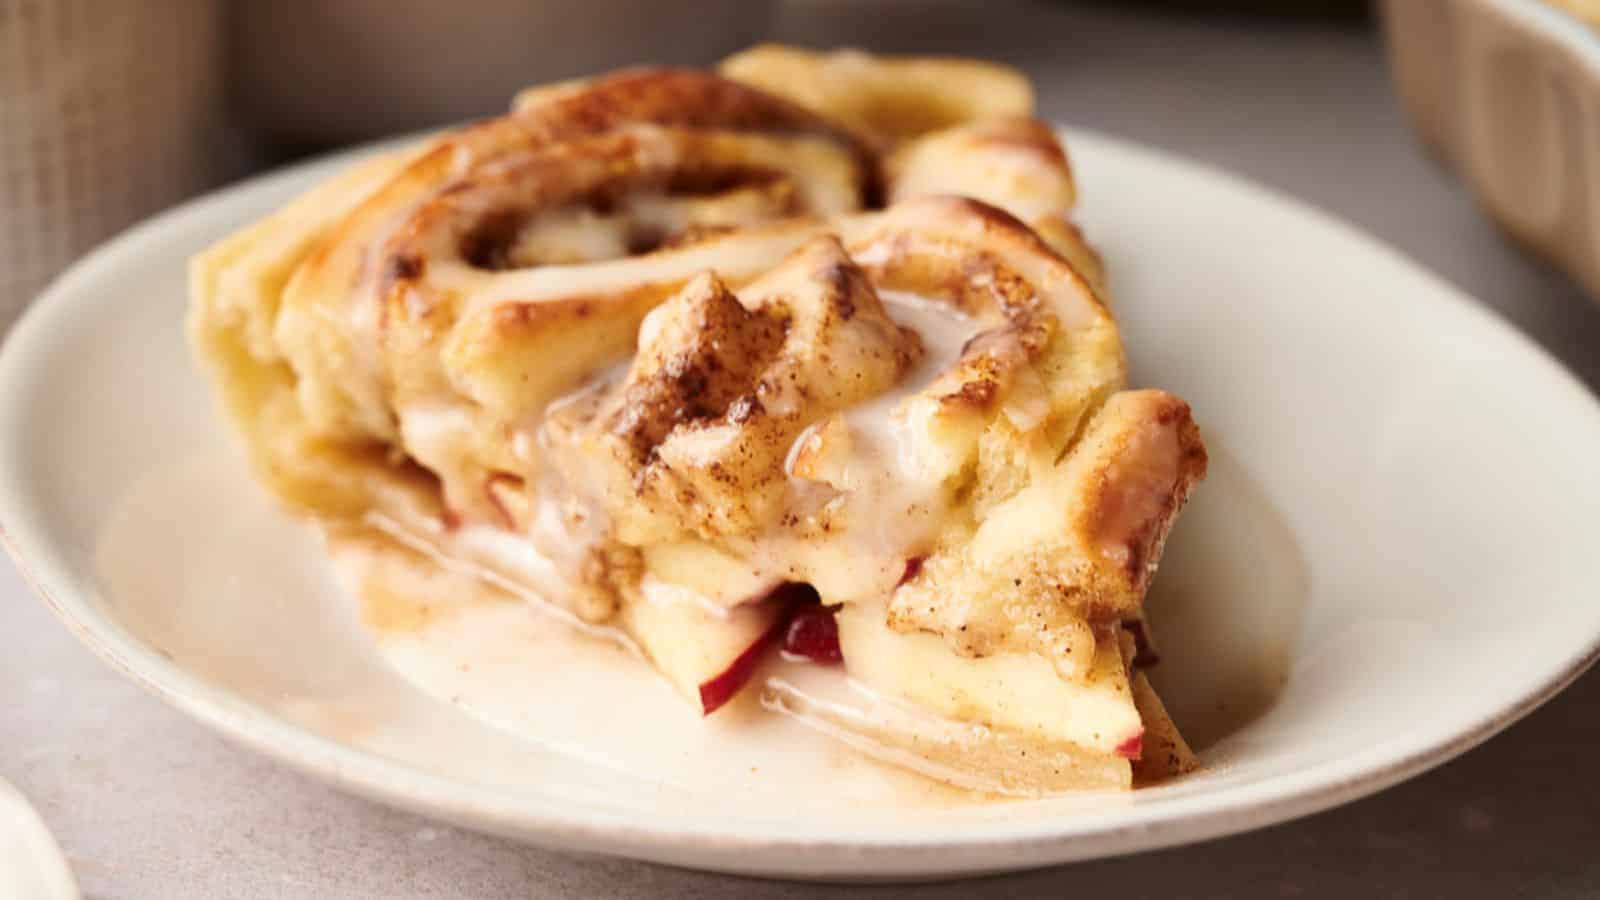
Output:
(190, 48), (1204, 794)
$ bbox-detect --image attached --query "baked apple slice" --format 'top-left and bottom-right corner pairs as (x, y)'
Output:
(835, 602), (1144, 756)
(761, 672), (1134, 795)
(621, 580), (789, 714)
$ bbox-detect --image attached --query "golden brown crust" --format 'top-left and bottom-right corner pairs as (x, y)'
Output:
(887, 117), (1076, 222)
(1032, 216), (1107, 296)
(888, 390), (1206, 673)
(190, 49), (1205, 785)
(1086, 393), (1209, 596)
(719, 45), (1034, 146)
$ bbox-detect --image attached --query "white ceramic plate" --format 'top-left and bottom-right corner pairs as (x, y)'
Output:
(0, 778), (79, 900)
(4, 131), (1600, 881)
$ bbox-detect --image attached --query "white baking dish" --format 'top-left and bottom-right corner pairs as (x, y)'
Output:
(1382, 0), (1600, 301)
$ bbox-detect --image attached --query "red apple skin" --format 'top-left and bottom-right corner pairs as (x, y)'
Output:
(782, 605), (843, 663)
(1114, 731), (1145, 760)
(695, 583), (821, 713)
(697, 618), (785, 715)
(896, 556), (925, 587)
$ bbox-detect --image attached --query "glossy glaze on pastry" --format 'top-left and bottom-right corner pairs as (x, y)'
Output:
(190, 47), (1207, 795)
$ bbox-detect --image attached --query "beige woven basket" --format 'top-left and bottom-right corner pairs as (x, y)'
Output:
(0, 0), (225, 328)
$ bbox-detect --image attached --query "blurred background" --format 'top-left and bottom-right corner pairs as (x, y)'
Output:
(4, 0), (1599, 354)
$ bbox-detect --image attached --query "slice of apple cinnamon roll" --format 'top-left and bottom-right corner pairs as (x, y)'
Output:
(191, 49), (1204, 795)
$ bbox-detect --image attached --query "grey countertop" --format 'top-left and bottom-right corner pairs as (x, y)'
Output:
(5, 4), (1600, 898)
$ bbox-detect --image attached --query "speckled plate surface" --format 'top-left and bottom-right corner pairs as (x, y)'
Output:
(3, 131), (1599, 880)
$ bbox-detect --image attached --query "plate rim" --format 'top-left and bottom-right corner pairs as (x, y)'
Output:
(3, 128), (1599, 877)
(0, 777), (80, 900)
